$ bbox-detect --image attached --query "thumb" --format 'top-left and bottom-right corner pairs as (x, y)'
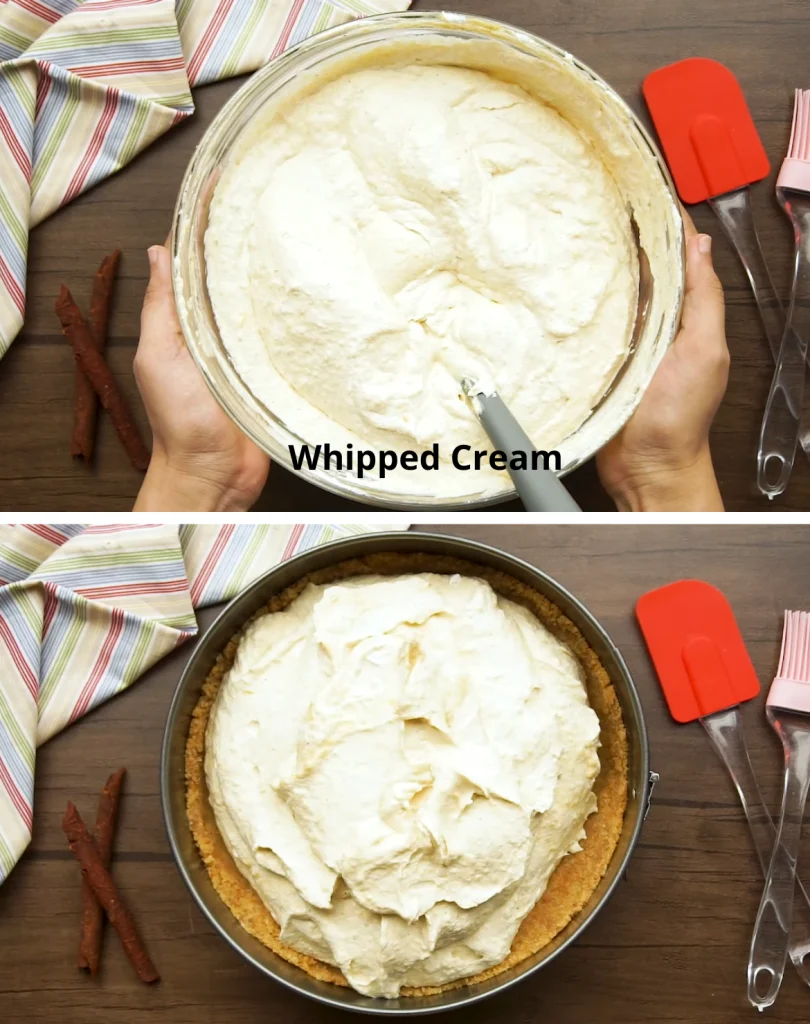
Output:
(140, 244), (184, 353)
(679, 233), (726, 345)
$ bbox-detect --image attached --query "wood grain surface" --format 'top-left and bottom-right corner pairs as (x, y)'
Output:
(1, 524), (809, 1023)
(1, 1), (809, 511)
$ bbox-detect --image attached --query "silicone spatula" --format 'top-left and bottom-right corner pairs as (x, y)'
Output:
(643, 59), (786, 368)
(460, 378), (580, 512)
(636, 580), (810, 985)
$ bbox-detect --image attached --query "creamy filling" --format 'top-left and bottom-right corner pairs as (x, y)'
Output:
(205, 63), (639, 497)
(205, 573), (601, 997)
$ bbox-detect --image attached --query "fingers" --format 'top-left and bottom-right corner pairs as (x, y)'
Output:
(139, 245), (185, 356)
(681, 233), (725, 335)
(680, 205), (697, 241)
(677, 232), (730, 378)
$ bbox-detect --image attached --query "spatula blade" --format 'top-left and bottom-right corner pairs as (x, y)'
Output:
(636, 580), (761, 723)
(643, 57), (770, 204)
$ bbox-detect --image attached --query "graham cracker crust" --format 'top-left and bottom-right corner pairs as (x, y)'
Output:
(185, 552), (629, 996)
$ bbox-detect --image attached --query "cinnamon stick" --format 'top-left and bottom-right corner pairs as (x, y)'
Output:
(62, 801), (159, 984)
(56, 286), (150, 472)
(71, 251), (121, 462)
(77, 767), (126, 976)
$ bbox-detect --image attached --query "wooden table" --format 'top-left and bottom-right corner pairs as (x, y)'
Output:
(1, 524), (809, 1023)
(0, 0), (807, 512)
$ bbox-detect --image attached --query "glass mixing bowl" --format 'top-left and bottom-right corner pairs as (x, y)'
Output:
(172, 11), (684, 510)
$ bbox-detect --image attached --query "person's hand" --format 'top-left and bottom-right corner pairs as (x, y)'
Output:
(596, 213), (729, 511)
(133, 244), (270, 512)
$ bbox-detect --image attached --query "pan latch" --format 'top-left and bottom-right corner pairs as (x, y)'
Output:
(645, 771), (660, 820)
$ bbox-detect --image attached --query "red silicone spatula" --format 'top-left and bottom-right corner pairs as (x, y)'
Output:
(643, 58), (769, 206)
(636, 580), (810, 985)
(643, 59), (785, 367)
(636, 579), (759, 721)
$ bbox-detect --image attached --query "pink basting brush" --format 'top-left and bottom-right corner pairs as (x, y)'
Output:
(757, 91), (810, 498)
(748, 611), (810, 1010)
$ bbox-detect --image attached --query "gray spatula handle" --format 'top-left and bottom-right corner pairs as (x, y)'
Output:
(469, 391), (580, 512)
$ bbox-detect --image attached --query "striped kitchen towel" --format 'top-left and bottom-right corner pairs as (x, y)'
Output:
(0, 0), (410, 355)
(0, 521), (402, 882)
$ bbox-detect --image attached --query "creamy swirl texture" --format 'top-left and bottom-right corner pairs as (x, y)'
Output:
(205, 62), (638, 497)
(205, 574), (601, 997)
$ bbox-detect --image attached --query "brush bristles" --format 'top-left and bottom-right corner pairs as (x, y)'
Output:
(778, 610), (810, 682)
(788, 89), (810, 162)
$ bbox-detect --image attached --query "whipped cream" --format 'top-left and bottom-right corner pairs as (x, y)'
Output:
(205, 62), (638, 498)
(206, 573), (601, 997)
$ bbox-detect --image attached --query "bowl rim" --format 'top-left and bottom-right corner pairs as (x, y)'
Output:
(160, 531), (651, 1014)
(170, 10), (685, 510)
